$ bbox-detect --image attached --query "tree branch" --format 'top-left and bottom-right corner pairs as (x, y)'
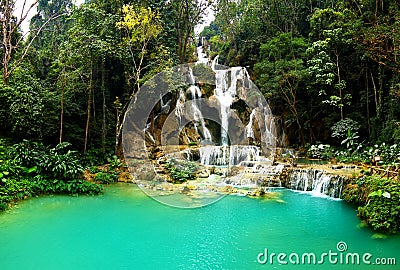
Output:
(9, 12), (68, 77)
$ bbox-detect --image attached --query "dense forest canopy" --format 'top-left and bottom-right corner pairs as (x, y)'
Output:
(0, 0), (399, 159)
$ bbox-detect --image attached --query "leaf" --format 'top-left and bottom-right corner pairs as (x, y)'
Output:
(27, 166), (37, 174)
(368, 190), (383, 197)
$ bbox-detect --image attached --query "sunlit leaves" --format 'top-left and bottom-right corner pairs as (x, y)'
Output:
(117, 4), (162, 44)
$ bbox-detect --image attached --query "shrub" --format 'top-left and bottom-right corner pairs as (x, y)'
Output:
(0, 139), (102, 211)
(331, 118), (360, 139)
(306, 144), (333, 160)
(94, 171), (118, 184)
(10, 141), (84, 181)
(344, 175), (400, 234)
(32, 176), (102, 195)
(164, 159), (198, 183)
(107, 155), (125, 171)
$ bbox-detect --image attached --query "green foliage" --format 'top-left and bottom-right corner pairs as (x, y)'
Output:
(107, 155), (125, 171)
(306, 144), (334, 160)
(90, 166), (101, 174)
(341, 129), (361, 151)
(0, 139), (102, 211)
(164, 159), (198, 183)
(188, 141), (197, 147)
(255, 33), (309, 145)
(94, 171), (118, 184)
(331, 118), (361, 139)
(10, 141), (83, 181)
(32, 176), (102, 195)
(1, 66), (58, 139)
(352, 175), (400, 234)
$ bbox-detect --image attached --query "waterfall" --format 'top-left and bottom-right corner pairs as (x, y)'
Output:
(193, 49), (277, 167)
(200, 146), (229, 166)
(229, 145), (260, 166)
(175, 89), (186, 127)
(263, 102), (277, 148)
(174, 67), (213, 143)
(287, 169), (344, 199)
(197, 49), (209, 65)
(211, 55), (219, 70)
(246, 109), (256, 139)
(213, 66), (251, 146)
(170, 46), (278, 171)
(199, 145), (261, 166)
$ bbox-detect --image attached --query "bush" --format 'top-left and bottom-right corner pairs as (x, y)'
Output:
(331, 118), (360, 139)
(164, 159), (198, 183)
(10, 140), (84, 180)
(0, 139), (102, 211)
(32, 176), (102, 195)
(94, 171), (118, 184)
(107, 155), (125, 171)
(306, 144), (333, 160)
(344, 175), (400, 234)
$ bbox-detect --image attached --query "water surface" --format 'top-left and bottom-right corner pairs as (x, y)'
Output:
(0, 184), (398, 269)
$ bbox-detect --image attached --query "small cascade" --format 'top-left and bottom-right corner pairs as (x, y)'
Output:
(246, 109), (256, 139)
(213, 65), (251, 146)
(263, 102), (277, 148)
(175, 67), (213, 143)
(211, 55), (219, 70)
(200, 145), (229, 166)
(199, 145), (261, 166)
(287, 169), (344, 199)
(175, 89), (186, 127)
(229, 145), (260, 166)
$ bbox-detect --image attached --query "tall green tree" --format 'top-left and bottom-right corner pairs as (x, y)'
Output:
(255, 33), (309, 145)
(115, 3), (173, 155)
(168, 0), (212, 63)
(307, 8), (358, 120)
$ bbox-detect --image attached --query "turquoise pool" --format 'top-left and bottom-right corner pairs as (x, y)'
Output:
(0, 184), (398, 269)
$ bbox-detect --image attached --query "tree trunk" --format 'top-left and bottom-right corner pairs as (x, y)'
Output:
(84, 58), (93, 153)
(371, 71), (378, 116)
(365, 67), (371, 139)
(101, 60), (107, 153)
(336, 53), (344, 120)
(59, 66), (66, 144)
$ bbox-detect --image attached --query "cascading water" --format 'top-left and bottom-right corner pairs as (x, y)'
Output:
(287, 169), (344, 199)
(171, 44), (277, 168)
(229, 145), (260, 166)
(246, 109), (256, 140)
(175, 68), (212, 143)
(199, 145), (261, 166)
(195, 51), (277, 166)
(214, 66), (251, 146)
(196, 38), (209, 65)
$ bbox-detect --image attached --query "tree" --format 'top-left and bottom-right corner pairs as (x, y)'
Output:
(0, 64), (58, 139)
(255, 33), (309, 145)
(0, 0), (66, 84)
(357, 0), (400, 75)
(115, 3), (171, 155)
(307, 8), (358, 120)
(59, 2), (117, 152)
(168, 0), (212, 63)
